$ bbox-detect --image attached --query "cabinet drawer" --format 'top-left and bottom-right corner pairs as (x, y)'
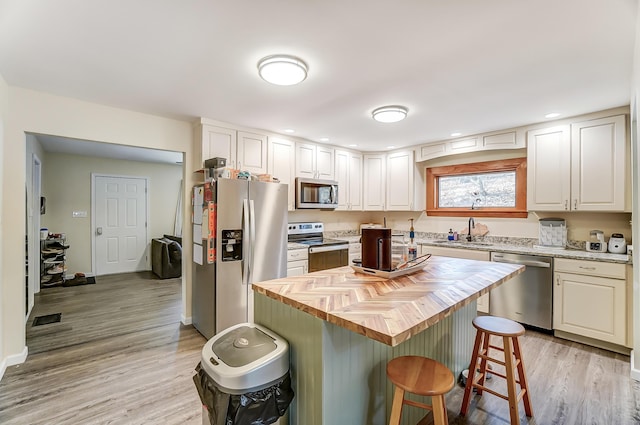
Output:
(554, 258), (625, 279)
(287, 248), (308, 262)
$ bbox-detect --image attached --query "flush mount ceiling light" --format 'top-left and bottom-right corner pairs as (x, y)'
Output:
(257, 55), (308, 86)
(372, 105), (408, 123)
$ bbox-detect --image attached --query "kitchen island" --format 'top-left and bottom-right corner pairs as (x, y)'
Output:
(252, 256), (524, 425)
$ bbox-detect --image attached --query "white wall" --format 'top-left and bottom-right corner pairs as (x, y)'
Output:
(41, 152), (183, 275)
(2, 87), (195, 369)
(631, 4), (640, 382)
(0, 73), (7, 376)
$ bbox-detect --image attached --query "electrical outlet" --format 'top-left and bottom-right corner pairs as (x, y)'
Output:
(72, 211), (87, 218)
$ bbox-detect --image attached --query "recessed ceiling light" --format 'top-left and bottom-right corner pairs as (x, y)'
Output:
(348, 144), (357, 147)
(545, 112), (561, 118)
(372, 106), (408, 123)
(257, 55), (308, 86)
(284, 129), (295, 133)
(451, 132), (462, 137)
(386, 145), (396, 149)
(319, 137), (330, 142)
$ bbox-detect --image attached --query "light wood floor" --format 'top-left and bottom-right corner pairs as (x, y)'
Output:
(0, 272), (207, 425)
(1, 272), (639, 424)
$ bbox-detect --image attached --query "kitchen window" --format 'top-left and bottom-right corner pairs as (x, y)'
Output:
(426, 157), (527, 218)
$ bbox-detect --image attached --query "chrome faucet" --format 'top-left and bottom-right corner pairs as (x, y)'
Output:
(467, 217), (475, 242)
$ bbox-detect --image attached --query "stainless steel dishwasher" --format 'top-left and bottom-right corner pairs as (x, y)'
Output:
(489, 252), (553, 330)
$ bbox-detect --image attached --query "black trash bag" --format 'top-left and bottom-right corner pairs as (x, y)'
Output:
(193, 362), (295, 425)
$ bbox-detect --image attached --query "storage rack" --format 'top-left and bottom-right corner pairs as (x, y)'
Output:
(41, 236), (68, 287)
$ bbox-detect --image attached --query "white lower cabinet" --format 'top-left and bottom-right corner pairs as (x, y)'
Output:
(553, 258), (628, 346)
(348, 242), (361, 266)
(287, 249), (308, 277)
(420, 245), (491, 313)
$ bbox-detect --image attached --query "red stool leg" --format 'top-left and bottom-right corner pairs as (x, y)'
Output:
(513, 336), (533, 417)
(475, 331), (491, 395)
(503, 336), (521, 425)
(460, 328), (484, 415)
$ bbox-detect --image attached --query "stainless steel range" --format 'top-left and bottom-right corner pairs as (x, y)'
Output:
(287, 222), (349, 272)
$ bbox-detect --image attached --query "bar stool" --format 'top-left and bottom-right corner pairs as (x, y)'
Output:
(386, 355), (455, 425)
(460, 315), (533, 425)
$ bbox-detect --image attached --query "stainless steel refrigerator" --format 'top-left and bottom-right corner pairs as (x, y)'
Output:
(192, 179), (288, 339)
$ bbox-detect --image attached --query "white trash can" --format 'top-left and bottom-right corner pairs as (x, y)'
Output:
(194, 323), (293, 425)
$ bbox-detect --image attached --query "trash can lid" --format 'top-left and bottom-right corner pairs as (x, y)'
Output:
(212, 325), (277, 367)
(201, 322), (290, 393)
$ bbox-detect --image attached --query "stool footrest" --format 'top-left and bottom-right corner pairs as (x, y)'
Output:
(404, 399), (433, 412)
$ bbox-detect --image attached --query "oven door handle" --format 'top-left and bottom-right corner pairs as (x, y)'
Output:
(308, 244), (349, 254)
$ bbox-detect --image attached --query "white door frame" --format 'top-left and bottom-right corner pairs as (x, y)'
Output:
(27, 153), (42, 319)
(91, 173), (150, 275)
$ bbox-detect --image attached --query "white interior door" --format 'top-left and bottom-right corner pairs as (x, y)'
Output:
(93, 175), (148, 276)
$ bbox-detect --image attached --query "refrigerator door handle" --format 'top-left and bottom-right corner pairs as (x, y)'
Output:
(249, 199), (256, 283)
(243, 199), (250, 285)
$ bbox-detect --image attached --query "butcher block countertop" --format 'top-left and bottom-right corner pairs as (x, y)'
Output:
(252, 256), (524, 346)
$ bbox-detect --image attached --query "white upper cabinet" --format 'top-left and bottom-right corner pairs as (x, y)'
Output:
(527, 115), (627, 211)
(363, 154), (386, 210)
(196, 124), (237, 170)
(386, 150), (414, 210)
(237, 131), (268, 174)
(295, 142), (334, 180)
(527, 125), (571, 211)
(415, 130), (523, 162)
(571, 115), (626, 211)
(335, 149), (363, 211)
(268, 137), (296, 211)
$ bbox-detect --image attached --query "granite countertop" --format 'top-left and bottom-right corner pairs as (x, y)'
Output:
(418, 240), (631, 264)
(252, 256), (524, 346)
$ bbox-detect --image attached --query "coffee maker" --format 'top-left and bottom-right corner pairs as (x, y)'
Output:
(361, 228), (392, 271)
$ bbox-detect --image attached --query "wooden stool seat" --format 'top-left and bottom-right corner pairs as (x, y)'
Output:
(387, 356), (454, 425)
(473, 315), (525, 337)
(460, 316), (533, 425)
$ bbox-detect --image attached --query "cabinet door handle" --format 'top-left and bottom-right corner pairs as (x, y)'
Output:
(574, 199), (578, 210)
(578, 266), (596, 271)
(556, 276), (561, 286)
(564, 200), (568, 210)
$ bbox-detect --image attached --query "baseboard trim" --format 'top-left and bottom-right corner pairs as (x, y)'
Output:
(554, 330), (631, 355)
(631, 350), (640, 381)
(181, 314), (192, 326)
(1, 346), (29, 381)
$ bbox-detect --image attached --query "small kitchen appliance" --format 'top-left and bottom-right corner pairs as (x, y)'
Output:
(586, 230), (607, 252)
(608, 233), (627, 254)
(538, 218), (566, 248)
(362, 227), (392, 271)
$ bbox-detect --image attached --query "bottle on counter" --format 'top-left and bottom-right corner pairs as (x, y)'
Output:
(448, 228), (454, 241)
(408, 218), (418, 261)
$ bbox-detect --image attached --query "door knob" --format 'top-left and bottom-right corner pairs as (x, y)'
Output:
(96, 227), (103, 235)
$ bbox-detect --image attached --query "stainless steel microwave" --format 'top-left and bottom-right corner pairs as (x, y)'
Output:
(295, 178), (339, 209)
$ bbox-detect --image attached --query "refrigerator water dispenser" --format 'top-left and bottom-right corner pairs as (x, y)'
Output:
(222, 229), (243, 261)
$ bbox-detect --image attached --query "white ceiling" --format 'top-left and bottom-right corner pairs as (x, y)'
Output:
(1, 0), (637, 153)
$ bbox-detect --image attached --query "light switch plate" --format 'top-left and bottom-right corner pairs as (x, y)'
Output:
(72, 211), (87, 218)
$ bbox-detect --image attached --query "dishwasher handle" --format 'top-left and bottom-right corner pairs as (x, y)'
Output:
(492, 255), (551, 268)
